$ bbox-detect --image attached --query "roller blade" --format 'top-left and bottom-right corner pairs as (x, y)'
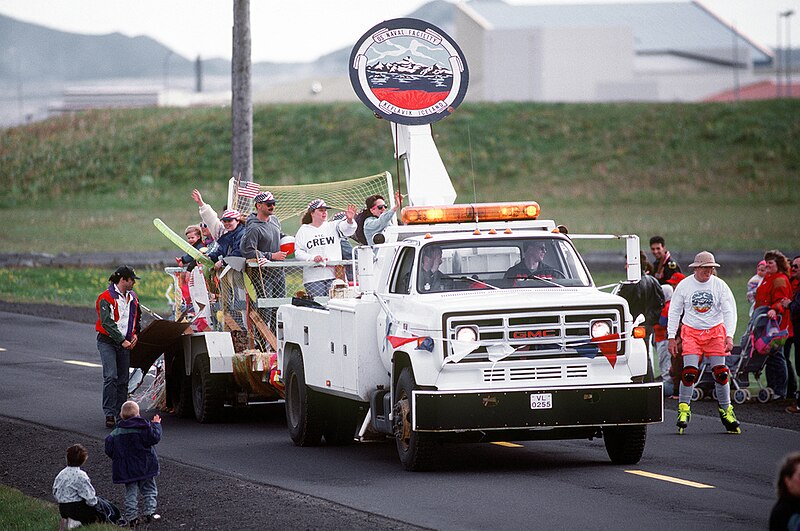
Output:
(718, 405), (741, 434)
(676, 402), (691, 435)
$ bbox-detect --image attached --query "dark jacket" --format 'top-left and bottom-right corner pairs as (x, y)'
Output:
(209, 223), (244, 263)
(104, 416), (161, 484)
(618, 274), (665, 327)
(239, 214), (283, 259)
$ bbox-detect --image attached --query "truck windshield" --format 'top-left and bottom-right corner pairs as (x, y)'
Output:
(416, 238), (591, 293)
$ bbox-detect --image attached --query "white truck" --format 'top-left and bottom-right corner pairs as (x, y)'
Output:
(276, 124), (663, 471)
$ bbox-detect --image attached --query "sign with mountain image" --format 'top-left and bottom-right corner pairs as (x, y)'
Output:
(349, 18), (469, 125)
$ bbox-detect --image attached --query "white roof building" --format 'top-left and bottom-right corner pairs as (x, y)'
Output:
(455, 1), (774, 102)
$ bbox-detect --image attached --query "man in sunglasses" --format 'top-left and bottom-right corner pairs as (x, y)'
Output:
(240, 191), (286, 330)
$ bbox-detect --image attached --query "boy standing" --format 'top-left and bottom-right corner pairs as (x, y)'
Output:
(105, 400), (162, 525)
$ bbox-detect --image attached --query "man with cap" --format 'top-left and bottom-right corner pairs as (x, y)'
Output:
(240, 191), (287, 329)
(667, 251), (739, 434)
(96, 266), (141, 428)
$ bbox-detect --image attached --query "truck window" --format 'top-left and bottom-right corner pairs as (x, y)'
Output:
(390, 247), (416, 294)
(416, 239), (591, 293)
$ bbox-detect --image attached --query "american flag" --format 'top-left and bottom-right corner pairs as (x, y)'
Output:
(237, 181), (261, 198)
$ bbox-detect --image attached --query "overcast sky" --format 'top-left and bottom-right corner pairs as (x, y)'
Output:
(0, 0), (797, 63)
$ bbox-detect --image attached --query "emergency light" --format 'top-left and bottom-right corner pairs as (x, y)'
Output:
(400, 202), (540, 225)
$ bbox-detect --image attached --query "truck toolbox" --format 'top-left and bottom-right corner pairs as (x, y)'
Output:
(412, 383), (663, 431)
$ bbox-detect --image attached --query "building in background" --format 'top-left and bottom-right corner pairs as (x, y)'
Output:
(455, 1), (773, 102)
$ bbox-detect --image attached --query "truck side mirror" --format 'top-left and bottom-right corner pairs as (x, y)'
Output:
(355, 246), (375, 294)
(625, 235), (642, 283)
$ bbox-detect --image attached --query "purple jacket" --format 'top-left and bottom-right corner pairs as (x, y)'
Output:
(104, 416), (161, 484)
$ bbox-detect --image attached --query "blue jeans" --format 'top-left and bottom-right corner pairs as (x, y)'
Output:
(304, 279), (334, 298)
(98, 339), (130, 418)
(765, 343), (788, 398)
(124, 477), (157, 520)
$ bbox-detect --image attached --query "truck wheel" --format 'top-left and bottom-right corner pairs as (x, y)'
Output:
(173, 373), (194, 419)
(285, 350), (324, 446)
(192, 355), (224, 423)
(323, 397), (359, 446)
(603, 425), (647, 465)
(393, 367), (437, 471)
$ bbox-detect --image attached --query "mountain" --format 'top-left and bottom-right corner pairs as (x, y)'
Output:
(0, 1), (456, 83)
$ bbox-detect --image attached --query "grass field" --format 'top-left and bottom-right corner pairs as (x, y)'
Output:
(0, 484), (116, 530)
(0, 100), (798, 253)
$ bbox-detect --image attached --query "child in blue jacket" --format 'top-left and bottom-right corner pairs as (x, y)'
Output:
(105, 400), (162, 525)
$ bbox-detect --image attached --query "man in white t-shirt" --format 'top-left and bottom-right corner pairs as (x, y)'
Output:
(295, 199), (356, 297)
(667, 251), (739, 434)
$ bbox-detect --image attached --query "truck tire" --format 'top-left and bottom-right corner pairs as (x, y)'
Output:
(603, 425), (647, 465)
(173, 373), (194, 419)
(393, 367), (438, 471)
(323, 397), (359, 446)
(285, 350), (324, 446)
(192, 355), (225, 423)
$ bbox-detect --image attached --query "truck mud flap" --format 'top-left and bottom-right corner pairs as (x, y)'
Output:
(412, 383), (662, 432)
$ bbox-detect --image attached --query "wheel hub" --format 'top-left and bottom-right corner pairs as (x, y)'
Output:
(392, 397), (411, 445)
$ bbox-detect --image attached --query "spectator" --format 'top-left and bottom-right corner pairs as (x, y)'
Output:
(747, 260), (768, 316)
(666, 272), (687, 399)
(200, 223), (214, 246)
(617, 251), (665, 380)
(294, 199), (356, 297)
(207, 209), (244, 270)
(359, 190), (403, 246)
(769, 452), (800, 531)
(331, 211), (354, 281)
(105, 401), (162, 526)
(783, 255), (800, 413)
(53, 444), (120, 525)
(755, 250), (792, 400)
(177, 224), (205, 271)
(668, 251), (739, 434)
(191, 189), (225, 241)
(96, 266), (141, 428)
(655, 283), (674, 395)
(649, 235), (682, 285)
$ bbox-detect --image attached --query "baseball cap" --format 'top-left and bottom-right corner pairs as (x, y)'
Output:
(221, 209), (241, 221)
(254, 191), (275, 204)
(308, 199), (331, 210)
(666, 272), (686, 286)
(109, 265), (140, 281)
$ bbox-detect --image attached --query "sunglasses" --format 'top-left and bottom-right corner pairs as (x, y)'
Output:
(375, 204), (387, 211)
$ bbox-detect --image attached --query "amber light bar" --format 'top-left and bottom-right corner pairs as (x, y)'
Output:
(400, 202), (540, 225)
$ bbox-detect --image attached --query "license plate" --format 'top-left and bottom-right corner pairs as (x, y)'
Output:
(530, 393), (553, 409)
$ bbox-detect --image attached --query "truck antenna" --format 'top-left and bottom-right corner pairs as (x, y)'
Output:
(468, 122), (477, 205)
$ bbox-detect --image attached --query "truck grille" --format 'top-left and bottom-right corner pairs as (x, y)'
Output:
(444, 305), (624, 363)
(484, 364), (589, 382)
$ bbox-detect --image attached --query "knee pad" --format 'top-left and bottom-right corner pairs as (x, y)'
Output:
(712, 365), (729, 385)
(681, 366), (700, 387)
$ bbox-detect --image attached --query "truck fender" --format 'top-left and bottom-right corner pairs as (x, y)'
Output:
(628, 336), (648, 377)
(181, 332), (236, 375)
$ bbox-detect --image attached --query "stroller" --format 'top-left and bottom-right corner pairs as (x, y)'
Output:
(691, 308), (784, 404)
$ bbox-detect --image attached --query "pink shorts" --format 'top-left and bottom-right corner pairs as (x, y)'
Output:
(680, 323), (728, 357)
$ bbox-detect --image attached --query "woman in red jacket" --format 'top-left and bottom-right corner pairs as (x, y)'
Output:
(755, 250), (793, 400)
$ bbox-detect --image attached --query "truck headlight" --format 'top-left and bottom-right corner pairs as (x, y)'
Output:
(455, 325), (479, 343)
(590, 319), (612, 338)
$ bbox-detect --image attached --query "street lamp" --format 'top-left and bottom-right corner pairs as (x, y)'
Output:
(781, 10), (795, 97)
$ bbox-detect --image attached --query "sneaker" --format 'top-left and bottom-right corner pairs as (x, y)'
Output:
(786, 405), (800, 414)
(105, 415), (116, 428)
(143, 514), (161, 523)
(676, 402), (691, 434)
(718, 404), (741, 434)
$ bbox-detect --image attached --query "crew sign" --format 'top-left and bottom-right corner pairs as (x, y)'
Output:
(349, 18), (469, 125)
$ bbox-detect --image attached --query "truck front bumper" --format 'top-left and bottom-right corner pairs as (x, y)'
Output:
(412, 383), (662, 432)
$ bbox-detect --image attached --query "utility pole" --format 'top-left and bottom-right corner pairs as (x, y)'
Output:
(232, 0), (253, 183)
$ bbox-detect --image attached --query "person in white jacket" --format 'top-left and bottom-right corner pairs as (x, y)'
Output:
(295, 199), (356, 297)
(667, 251), (739, 434)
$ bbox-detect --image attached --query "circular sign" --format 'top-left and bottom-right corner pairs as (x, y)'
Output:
(349, 18), (469, 126)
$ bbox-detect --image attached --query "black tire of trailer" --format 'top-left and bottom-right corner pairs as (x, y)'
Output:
(603, 425), (647, 465)
(394, 367), (438, 471)
(284, 349), (325, 446)
(323, 396), (360, 446)
(191, 354), (225, 423)
(173, 371), (194, 419)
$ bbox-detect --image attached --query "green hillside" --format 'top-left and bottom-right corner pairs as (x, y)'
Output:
(0, 100), (798, 253)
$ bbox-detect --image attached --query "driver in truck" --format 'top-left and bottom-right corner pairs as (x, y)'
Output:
(418, 246), (445, 293)
(505, 241), (549, 281)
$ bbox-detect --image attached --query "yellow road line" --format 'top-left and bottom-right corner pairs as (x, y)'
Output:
(491, 441), (524, 448)
(0, 347), (6, 352)
(64, 360), (103, 368)
(625, 470), (715, 489)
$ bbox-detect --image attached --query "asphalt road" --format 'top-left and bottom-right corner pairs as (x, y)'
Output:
(0, 310), (795, 530)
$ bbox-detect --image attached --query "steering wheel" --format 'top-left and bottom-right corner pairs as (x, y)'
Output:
(534, 268), (566, 279)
